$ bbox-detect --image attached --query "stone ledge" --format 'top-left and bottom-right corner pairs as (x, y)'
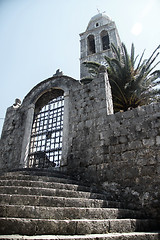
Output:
(0, 232), (160, 240)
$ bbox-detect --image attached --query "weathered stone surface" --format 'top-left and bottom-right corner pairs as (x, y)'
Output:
(0, 169), (159, 237)
(0, 231), (160, 239)
(0, 11), (160, 239)
(0, 205), (142, 220)
(1, 44), (160, 222)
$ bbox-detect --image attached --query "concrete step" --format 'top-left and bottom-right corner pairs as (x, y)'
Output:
(0, 205), (142, 220)
(0, 194), (122, 209)
(0, 186), (109, 200)
(0, 218), (159, 235)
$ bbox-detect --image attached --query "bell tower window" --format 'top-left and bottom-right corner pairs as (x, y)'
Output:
(101, 30), (110, 50)
(87, 34), (96, 55)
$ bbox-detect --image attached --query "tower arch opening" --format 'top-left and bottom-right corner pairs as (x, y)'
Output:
(101, 30), (110, 50)
(28, 89), (64, 169)
(87, 34), (96, 55)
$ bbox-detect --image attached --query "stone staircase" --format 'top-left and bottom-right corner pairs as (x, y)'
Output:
(0, 169), (159, 240)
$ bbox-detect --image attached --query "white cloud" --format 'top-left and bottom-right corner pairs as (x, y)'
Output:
(131, 22), (143, 36)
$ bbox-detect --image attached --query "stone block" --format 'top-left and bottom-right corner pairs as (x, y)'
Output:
(0, 218), (36, 235)
(109, 136), (118, 145)
(140, 166), (157, 176)
(146, 104), (154, 114)
(109, 219), (132, 233)
(36, 219), (77, 235)
(123, 110), (135, 119)
(128, 140), (142, 150)
(121, 151), (136, 162)
(136, 158), (146, 166)
(137, 105), (147, 116)
(118, 136), (128, 144)
(156, 136), (160, 145)
(142, 138), (155, 147)
(76, 220), (110, 234)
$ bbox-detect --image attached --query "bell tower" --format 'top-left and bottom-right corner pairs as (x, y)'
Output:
(80, 13), (121, 79)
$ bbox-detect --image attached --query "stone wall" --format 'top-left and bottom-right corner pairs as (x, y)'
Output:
(0, 73), (160, 219)
(0, 75), (80, 171)
(67, 73), (109, 170)
(0, 106), (26, 171)
(67, 96), (160, 219)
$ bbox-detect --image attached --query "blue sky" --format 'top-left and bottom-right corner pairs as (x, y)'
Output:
(0, 0), (160, 134)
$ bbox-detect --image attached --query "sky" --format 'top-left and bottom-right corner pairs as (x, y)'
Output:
(0, 0), (160, 134)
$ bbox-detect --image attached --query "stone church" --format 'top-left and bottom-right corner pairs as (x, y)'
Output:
(0, 13), (160, 238)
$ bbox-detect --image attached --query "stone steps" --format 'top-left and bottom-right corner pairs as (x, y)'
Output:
(0, 179), (91, 192)
(0, 169), (159, 238)
(3, 169), (72, 179)
(0, 185), (111, 200)
(0, 173), (85, 186)
(0, 194), (122, 208)
(0, 233), (160, 240)
(0, 169), (90, 188)
(0, 218), (159, 235)
(0, 205), (142, 220)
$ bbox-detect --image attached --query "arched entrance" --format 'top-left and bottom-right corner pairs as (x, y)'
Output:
(28, 89), (64, 168)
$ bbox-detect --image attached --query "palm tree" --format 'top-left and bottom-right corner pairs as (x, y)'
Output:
(83, 43), (160, 112)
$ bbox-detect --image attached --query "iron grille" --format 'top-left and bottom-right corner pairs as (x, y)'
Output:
(28, 95), (64, 168)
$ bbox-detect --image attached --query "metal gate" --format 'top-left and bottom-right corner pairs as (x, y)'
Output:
(28, 95), (64, 168)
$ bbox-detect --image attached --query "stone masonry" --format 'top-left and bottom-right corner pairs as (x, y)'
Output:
(80, 13), (121, 79)
(67, 89), (160, 219)
(0, 70), (160, 220)
(0, 12), (160, 223)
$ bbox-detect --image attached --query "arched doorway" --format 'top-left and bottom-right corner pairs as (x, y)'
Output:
(28, 89), (64, 168)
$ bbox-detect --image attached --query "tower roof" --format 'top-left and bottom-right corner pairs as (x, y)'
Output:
(86, 13), (112, 31)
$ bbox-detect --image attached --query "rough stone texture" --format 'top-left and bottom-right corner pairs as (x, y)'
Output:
(0, 75), (80, 171)
(1, 71), (160, 220)
(0, 169), (159, 237)
(0, 233), (160, 240)
(68, 102), (160, 219)
(0, 106), (26, 170)
(1, 11), (160, 220)
(0, 12), (160, 238)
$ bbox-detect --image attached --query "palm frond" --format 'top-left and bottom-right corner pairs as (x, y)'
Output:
(131, 43), (135, 67)
(83, 42), (160, 112)
(110, 43), (121, 61)
(145, 45), (160, 66)
(135, 49), (146, 72)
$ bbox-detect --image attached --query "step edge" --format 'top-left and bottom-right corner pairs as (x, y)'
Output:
(0, 205), (139, 212)
(0, 217), (157, 222)
(0, 180), (91, 190)
(0, 232), (160, 239)
(0, 186), (109, 199)
(0, 193), (122, 204)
